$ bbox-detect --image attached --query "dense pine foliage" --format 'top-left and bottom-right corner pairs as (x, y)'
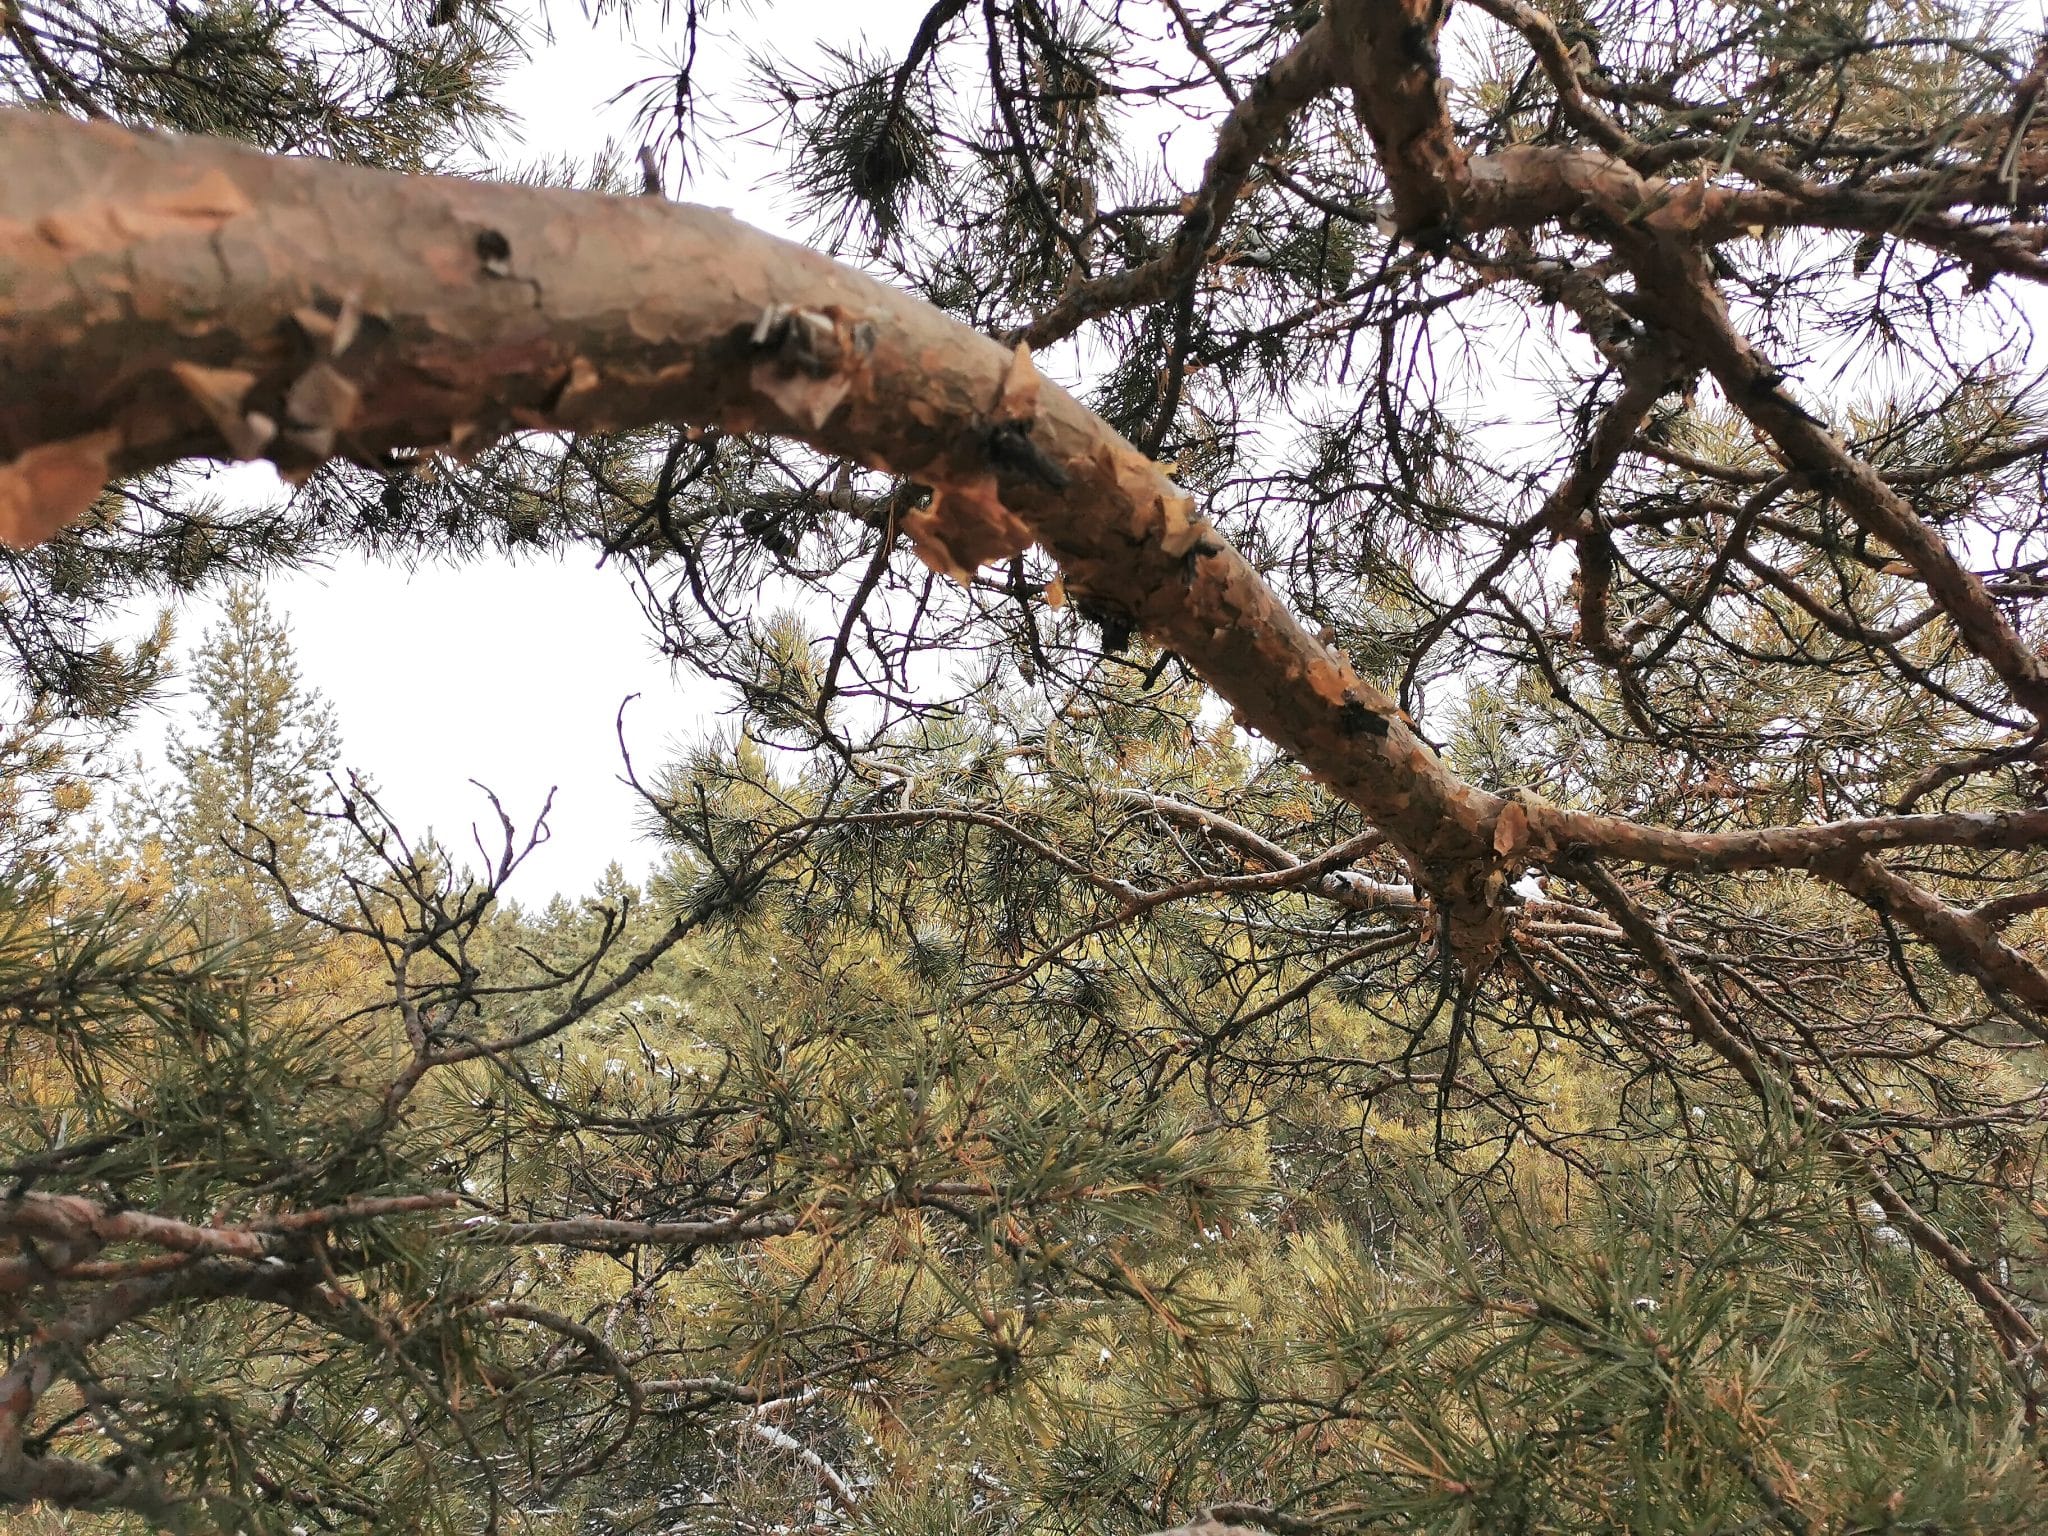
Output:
(7, 0), (2048, 1532)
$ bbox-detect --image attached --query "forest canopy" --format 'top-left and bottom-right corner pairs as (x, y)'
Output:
(6, 0), (2048, 1531)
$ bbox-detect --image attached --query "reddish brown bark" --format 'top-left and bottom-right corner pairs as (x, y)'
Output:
(1319, 0), (2048, 719)
(1622, 249), (2048, 720)
(5, 104), (2048, 979)
(0, 107), (1512, 956)
(1328, 0), (1467, 239)
(8, 10), (2048, 1513)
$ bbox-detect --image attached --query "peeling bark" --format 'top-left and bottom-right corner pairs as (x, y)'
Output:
(0, 107), (1511, 957)
(8, 9), (2048, 1466)
(3, 82), (2046, 982)
(1328, 0), (1466, 240)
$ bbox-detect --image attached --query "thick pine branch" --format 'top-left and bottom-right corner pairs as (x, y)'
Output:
(6, 102), (2048, 984)
(0, 105), (1512, 955)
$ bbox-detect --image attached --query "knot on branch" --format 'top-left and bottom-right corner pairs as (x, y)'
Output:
(1412, 788), (1559, 975)
(984, 419), (1069, 489)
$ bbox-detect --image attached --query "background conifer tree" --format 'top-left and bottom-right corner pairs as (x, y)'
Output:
(137, 583), (344, 932)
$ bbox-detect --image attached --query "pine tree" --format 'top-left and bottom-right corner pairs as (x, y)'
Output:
(150, 582), (342, 932)
(9, 0), (2048, 1531)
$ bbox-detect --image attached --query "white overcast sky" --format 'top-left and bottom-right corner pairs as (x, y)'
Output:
(118, 0), (932, 903)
